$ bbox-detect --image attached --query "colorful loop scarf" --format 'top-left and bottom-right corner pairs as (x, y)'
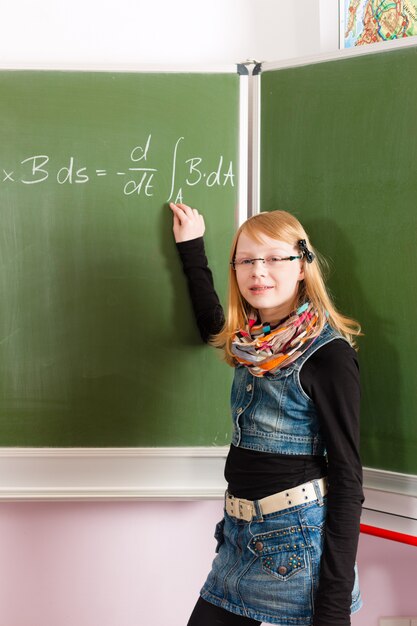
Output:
(231, 302), (320, 377)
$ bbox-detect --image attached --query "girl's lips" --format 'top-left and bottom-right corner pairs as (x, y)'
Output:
(249, 286), (273, 292)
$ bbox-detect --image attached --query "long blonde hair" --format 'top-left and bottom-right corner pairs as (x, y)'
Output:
(210, 210), (361, 365)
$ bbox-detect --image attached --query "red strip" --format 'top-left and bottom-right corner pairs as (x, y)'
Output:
(360, 523), (417, 546)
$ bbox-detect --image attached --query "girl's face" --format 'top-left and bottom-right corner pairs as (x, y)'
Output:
(234, 231), (304, 325)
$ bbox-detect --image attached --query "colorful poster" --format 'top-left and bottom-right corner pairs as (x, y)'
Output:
(341, 0), (417, 47)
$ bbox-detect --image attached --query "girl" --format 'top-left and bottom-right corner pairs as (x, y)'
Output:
(169, 202), (363, 626)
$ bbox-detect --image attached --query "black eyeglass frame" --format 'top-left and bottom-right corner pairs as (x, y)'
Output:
(230, 255), (302, 270)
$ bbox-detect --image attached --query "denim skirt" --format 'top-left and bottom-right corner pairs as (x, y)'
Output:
(200, 496), (362, 625)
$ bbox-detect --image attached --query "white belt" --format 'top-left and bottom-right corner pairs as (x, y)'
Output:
(225, 477), (328, 522)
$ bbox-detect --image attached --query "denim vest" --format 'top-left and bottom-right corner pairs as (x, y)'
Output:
(231, 323), (346, 455)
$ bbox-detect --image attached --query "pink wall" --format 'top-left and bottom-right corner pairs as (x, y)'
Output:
(0, 501), (415, 626)
(356, 530), (417, 624)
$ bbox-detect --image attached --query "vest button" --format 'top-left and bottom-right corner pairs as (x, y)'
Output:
(255, 541), (264, 552)
(278, 566), (287, 575)
(246, 384), (252, 392)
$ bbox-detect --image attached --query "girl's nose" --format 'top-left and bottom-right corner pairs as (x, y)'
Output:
(251, 259), (266, 276)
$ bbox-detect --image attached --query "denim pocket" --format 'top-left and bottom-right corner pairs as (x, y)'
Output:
(248, 525), (307, 581)
(214, 518), (225, 553)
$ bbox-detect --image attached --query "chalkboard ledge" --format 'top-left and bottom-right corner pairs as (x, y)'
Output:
(0, 447), (229, 501)
(361, 467), (417, 537)
(0, 448), (416, 535)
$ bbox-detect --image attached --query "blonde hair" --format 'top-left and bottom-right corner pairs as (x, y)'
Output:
(210, 210), (361, 365)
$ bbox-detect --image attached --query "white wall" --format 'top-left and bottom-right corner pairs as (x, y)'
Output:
(0, 0), (336, 68)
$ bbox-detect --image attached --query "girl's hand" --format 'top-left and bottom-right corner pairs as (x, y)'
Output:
(169, 203), (205, 243)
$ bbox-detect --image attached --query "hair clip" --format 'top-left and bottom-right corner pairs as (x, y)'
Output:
(298, 239), (315, 263)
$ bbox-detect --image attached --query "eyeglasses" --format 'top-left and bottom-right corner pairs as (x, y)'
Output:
(230, 256), (302, 270)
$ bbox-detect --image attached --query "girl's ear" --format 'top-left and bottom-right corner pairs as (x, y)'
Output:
(298, 264), (305, 281)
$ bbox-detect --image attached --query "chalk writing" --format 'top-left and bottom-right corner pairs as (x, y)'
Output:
(1, 134), (235, 200)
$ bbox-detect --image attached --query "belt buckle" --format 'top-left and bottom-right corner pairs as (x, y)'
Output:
(226, 495), (254, 521)
(236, 498), (253, 521)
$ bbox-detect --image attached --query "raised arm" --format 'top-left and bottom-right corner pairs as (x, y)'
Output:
(169, 203), (225, 343)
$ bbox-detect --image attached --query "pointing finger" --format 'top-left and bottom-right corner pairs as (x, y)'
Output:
(169, 203), (188, 222)
(176, 203), (196, 219)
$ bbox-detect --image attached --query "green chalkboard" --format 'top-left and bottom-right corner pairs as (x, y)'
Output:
(0, 70), (238, 446)
(260, 46), (417, 474)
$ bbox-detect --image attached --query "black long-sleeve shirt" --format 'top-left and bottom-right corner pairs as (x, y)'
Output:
(176, 236), (364, 626)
